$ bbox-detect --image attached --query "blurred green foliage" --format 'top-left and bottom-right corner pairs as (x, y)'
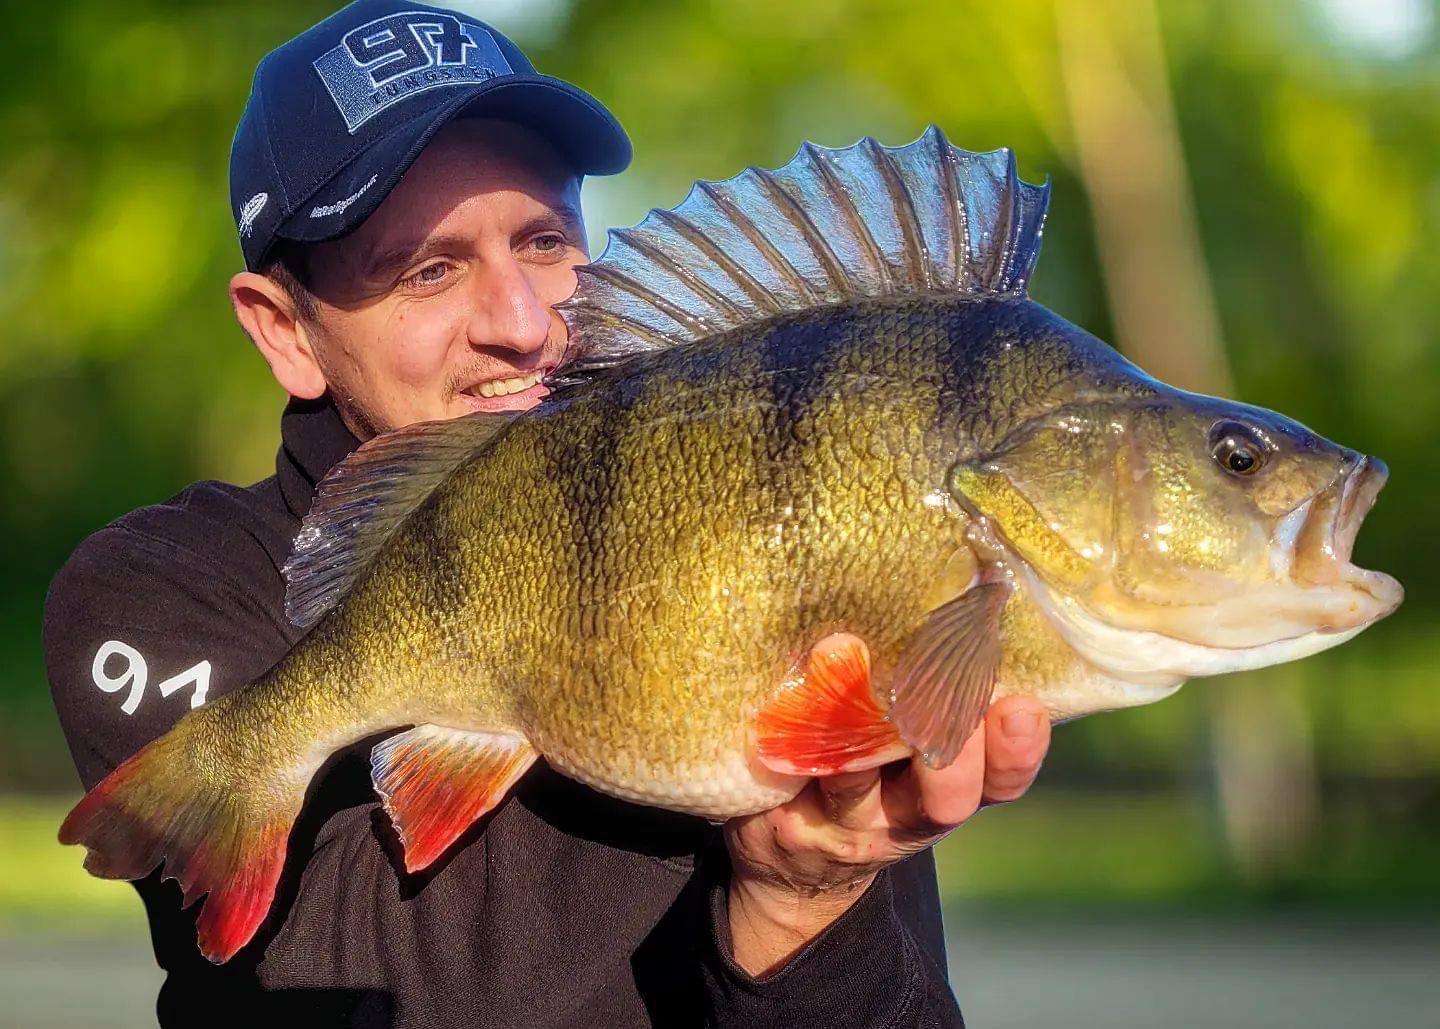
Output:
(1, 0), (1436, 904)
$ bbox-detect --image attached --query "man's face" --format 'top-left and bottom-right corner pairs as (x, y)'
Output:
(297, 118), (586, 437)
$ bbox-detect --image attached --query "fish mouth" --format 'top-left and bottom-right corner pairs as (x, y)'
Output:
(1288, 455), (1403, 623)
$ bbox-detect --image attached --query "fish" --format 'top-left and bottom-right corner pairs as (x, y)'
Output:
(59, 127), (1403, 963)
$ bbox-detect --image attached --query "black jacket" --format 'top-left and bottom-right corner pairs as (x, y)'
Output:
(44, 396), (964, 1028)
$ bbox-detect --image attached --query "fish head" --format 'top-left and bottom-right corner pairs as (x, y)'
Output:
(949, 390), (1403, 686)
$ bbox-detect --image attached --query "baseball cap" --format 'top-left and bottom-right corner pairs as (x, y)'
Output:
(229, 0), (631, 270)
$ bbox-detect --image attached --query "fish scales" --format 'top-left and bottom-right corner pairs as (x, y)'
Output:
(58, 130), (1401, 964)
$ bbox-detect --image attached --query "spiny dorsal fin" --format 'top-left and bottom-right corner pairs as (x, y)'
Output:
(554, 125), (1050, 385)
(283, 412), (513, 628)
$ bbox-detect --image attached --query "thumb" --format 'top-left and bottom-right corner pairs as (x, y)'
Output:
(816, 768), (882, 825)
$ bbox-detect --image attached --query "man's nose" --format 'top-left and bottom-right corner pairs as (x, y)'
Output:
(466, 257), (550, 356)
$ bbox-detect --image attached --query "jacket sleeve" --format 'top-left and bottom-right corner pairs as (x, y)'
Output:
(43, 515), (296, 791)
(700, 848), (964, 1028)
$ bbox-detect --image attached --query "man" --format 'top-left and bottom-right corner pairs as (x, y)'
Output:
(44, 2), (1051, 1025)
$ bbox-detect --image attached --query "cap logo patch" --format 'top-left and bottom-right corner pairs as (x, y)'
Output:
(238, 192), (269, 238)
(313, 12), (513, 133)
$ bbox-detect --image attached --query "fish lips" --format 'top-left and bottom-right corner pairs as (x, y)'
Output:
(1289, 455), (1403, 626)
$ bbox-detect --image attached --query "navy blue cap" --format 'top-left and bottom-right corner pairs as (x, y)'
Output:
(230, 0), (631, 270)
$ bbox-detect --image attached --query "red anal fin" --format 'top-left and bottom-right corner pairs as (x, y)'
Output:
(755, 633), (909, 777)
(59, 730), (302, 965)
(370, 726), (536, 873)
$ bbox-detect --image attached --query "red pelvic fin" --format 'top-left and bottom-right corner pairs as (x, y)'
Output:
(370, 726), (536, 873)
(889, 581), (1010, 769)
(58, 728), (302, 964)
(754, 633), (909, 777)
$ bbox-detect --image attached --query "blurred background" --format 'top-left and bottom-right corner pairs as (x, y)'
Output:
(2, 0), (1437, 1025)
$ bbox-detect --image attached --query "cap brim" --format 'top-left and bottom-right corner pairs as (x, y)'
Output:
(273, 74), (630, 249)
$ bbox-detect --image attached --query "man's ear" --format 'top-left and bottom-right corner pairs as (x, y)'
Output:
(229, 272), (328, 399)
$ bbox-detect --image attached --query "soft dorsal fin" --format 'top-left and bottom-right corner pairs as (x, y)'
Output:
(553, 125), (1050, 386)
(283, 412), (513, 628)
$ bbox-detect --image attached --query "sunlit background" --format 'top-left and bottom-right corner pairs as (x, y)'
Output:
(2, 1), (1437, 1025)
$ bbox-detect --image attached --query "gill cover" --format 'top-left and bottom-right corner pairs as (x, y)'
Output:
(952, 403), (1283, 605)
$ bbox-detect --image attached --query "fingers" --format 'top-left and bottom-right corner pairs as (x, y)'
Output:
(884, 718), (988, 835)
(881, 695), (1051, 836)
(980, 695), (1050, 805)
(725, 697), (1054, 903)
(912, 715), (988, 827)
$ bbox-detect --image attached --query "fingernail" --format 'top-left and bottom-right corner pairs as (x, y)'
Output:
(1002, 710), (1042, 740)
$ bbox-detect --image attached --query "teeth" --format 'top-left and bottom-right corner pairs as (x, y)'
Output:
(474, 371), (543, 399)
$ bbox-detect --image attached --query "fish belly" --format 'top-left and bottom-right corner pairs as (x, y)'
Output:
(545, 748), (801, 819)
(526, 719), (804, 819)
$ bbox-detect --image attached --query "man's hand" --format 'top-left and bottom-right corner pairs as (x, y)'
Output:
(724, 695), (1051, 977)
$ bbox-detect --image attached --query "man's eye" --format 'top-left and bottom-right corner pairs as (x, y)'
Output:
(402, 262), (451, 288)
(529, 234), (566, 254)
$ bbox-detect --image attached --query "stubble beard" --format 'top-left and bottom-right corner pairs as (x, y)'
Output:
(309, 344), (391, 442)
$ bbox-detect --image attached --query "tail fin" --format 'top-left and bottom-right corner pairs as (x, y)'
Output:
(59, 714), (305, 964)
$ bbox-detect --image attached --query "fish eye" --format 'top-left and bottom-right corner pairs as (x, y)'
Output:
(1209, 421), (1266, 476)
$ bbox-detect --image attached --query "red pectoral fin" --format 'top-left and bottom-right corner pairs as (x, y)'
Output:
(370, 726), (536, 873)
(754, 633), (909, 777)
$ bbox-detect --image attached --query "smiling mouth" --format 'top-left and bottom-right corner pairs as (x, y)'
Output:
(464, 369), (547, 399)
